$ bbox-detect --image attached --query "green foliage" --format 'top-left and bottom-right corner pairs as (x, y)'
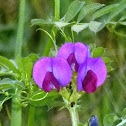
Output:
(107, 0), (126, 22)
(71, 23), (89, 33)
(122, 108), (126, 118)
(28, 53), (38, 63)
(29, 90), (62, 109)
(103, 114), (118, 126)
(31, 19), (54, 26)
(0, 56), (19, 74)
(0, 54), (62, 110)
(1, 0), (126, 125)
(92, 4), (118, 20)
(90, 45), (113, 73)
(16, 56), (33, 82)
(102, 57), (111, 65)
(89, 21), (103, 33)
(64, 0), (85, 22)
(0, 78), (19, 91)
(77, 3), (104, 22)
(55, 22), (71, 28)
(103, 109), (126, 126)
(31, 0), (126, 34)
(92, 47), (104, 57)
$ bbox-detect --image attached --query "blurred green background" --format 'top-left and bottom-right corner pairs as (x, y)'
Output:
(0, 0), (126, 126)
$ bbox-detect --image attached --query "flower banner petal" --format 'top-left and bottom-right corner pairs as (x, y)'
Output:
(57, 43), (74, 60)
(52, 58), (72, 87)
(33, 57), (52, 88)
(87, 57), (107, 87)
(75, 42), (89, 65)
(82, 70), (97, 93)
(77, 62), (87, 91)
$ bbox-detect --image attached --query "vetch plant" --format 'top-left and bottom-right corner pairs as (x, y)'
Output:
(57, 42), (89, 72)
(77, 57), (107, 93)
(56, 42), (107, 93)
(89, 115), (98, 126)
(33, 57), (72, 92)
(33, 42), (107, 126)
(2, 0), (126, 125)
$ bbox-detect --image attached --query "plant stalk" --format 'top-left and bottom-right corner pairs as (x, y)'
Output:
(11, 97), (22, 126)
(0, 118), (2, 126)
(27, 105), (35, 126)
(11, 0), (26, 126)
(43, 0), (60, 56)
(69, 105), (79, 126)
(15, 0), (26, 59)
(55, 0), (60, 22)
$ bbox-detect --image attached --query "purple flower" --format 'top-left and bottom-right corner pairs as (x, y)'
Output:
(57, 42), (90, 72)
(77, 58), (107, 93)
(33, 57), (72, 92)
(89, 115), (98, 126)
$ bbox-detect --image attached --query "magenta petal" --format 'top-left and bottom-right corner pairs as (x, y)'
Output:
(87, 58), (107, 87)
(67, 53), (79, 72)
(85, 45), (91, 57)
(74, 42), (88, 65)
(51, 74), (60, 92)
(57, 43), (74, 60)
(52, 58), (72, 87)
(82, 70), (97, 93)
(77, 57), (107, 92)
(33, 58), (52, 89)
(42, 72), (52, 92)
(42, 72), (60, 92)
(77, 62), (87, 91)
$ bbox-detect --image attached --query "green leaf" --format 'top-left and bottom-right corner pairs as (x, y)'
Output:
(116, 119), (126, 126)
(71, 23), (89, 33)
(47, 101), (64, 110)
(102, 57), (111, 65)
(122, 108), (126, 118)
(17, 56), (33, 81)
(28, 53), (38, 63)
(89, 21), (105, 33)
(64, 0), (85, 22)
(107, 0), (126, 22)
(103, 114), (118, 126)
(0, 56), (19, 74)
(30, 90), (60, 106)
(92, 4), (118, 20)
(0, 78), (19, 90)
(119, 12), (126, 21)
(78, 123), (83, 126)
(107, 66), (114, 72)
(0, 95), (11, 111)
(0, 84), (11, 91)
(55, 22), (71, 28)
(92, 47), (104, 57)
(119, 22), (126, 25)
(77, 3), (104, 22)
(31, 19), (54, 26)
(30, 90), (48, 102)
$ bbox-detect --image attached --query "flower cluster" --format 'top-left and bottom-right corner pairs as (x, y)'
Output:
(33, 42), (107, 93)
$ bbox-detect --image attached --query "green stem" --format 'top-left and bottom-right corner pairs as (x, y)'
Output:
(11, 0), (26, 125)
(62, 97), (79, 126)
(27, 105), (35, 126)
(43, 0), (60, 56)
(55, 0), (60, 21)
(11, 97), (22, 126)
(69, 105), (79, 126)
(43, 26), (58, 56)
(0, 72), (16, 77)
(0, 118), (2, 126)
(15, 0), (26, 59)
